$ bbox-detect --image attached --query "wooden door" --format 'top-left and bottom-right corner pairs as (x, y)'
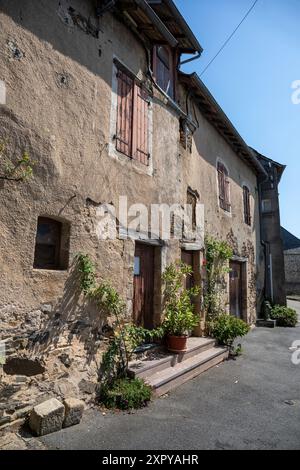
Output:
(133, 243), (155, 329)
(181, 250), (195, 290)
(229, 261), (243, 318)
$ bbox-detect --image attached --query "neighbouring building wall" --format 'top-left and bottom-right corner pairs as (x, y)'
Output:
(178, 93), (261, 324)
(285, 248), (300, 295)
(255, 153), (286, 306)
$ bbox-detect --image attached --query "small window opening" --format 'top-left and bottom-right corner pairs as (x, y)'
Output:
(33, 217), (69, 270)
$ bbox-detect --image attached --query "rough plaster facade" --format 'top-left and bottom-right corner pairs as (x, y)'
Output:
(0, 0), (193, 410)
(177, 89), (262, 324)
(0, 0), (267, 414)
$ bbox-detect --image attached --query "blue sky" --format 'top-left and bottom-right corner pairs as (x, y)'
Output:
(175, 0), (300, 238)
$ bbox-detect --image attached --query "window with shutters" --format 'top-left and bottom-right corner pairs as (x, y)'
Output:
(153, 45), (174, 99)
(116, 67), (150, 166)
(243, 186), (251, 226)
(217, 162), (231, 212)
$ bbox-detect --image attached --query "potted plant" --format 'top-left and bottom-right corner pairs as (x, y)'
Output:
(162, 262), (200, 353)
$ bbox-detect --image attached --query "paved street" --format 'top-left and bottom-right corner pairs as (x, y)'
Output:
(25, 301), (300, 450)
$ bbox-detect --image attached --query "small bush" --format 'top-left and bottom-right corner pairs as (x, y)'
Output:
(209, 314), (250, 351)
(270, 305), (298, 327)
(100, 378), (152, 410)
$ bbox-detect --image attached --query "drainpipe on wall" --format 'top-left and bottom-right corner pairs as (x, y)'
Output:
(179, 51), (202, 67)
(269, 253), (274, 303)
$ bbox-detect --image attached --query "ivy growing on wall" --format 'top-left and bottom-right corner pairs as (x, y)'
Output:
(204, 236), (233, 320)
(75, 253), (162, 385)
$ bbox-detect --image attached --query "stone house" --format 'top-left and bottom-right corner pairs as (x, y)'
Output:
(281, 228), (300, 296)
(0, 0), (286, 405)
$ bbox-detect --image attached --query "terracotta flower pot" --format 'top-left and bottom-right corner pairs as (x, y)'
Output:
(167, 335), (188, 353)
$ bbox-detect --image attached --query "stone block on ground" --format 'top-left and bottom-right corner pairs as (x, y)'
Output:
(63, 397), (84, 428)
(29, 398), (65, 436)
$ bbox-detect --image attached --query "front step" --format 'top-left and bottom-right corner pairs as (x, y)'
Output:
(129, 337), (216, 379)
(148, 347), (228, 397)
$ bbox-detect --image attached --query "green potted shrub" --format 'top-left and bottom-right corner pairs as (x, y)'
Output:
(162, 262), (200, 353)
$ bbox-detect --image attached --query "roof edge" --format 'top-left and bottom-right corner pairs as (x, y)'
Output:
(179, 72), (267, 177)
(251, 148), (286, 182)
(154, 0), (203, 53)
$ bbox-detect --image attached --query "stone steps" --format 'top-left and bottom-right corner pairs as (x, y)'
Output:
(128, 337), (228, 397)
(129, 337), (216, 379)
(148, 347), (228, 397)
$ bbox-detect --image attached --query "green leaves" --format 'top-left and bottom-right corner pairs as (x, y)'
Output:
(208, 314), (250, 351)
(270, 305), (298, 327)
(75, 253), (96, 294)
(204, 237), (233, 320)
(75, 253), (162, 386)
(162, 262), (200, 337)
(100, 377), (152, 410)
(0, 140), (34, 182)
(205, 237), (233, 270)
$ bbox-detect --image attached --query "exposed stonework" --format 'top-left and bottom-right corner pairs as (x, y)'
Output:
(284, 248), (300, 295)
(63, 397), (84, 428)
(29, 398), (65, 436)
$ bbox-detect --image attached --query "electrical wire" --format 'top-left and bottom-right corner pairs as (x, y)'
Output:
(200, 0), (259, 77)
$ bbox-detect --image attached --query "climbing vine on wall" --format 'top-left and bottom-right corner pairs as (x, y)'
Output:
(0, 140), (34, 182)
(75, 253), (162, 385)
(204, 236), (233, 320)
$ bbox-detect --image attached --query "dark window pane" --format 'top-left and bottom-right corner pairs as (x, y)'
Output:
(154, 46), (174, 99)
(157, 46), (170, 69)
(33, 217), (62, 269)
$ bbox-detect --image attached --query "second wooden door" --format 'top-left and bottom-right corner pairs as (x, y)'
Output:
(133, 243), (155, 329)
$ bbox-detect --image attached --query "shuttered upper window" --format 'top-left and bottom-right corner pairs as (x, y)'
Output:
(153, 46), (174, 99)
(243, 186), (251, 226)
(217, 162), (231, 212)
(116, 67), (150, 166)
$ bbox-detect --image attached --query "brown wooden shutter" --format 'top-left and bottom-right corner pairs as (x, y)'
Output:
(218, 163), (230, 212)
(247, 190), (251, 224)
(132, 83), (149, 166)
(243, 186), (251, 225)
(218, 163), (225, 208)
(243, 186), (247, 222)
(225, 179), (231, 211)
(116, 69), (134, 157)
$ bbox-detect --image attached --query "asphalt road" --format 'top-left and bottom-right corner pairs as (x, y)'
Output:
(31, 301), (300, 450)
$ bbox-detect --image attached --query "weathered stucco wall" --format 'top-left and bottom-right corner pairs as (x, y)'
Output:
(285, 248), (300, 295)
(0, 0), (184, 405)
(178, 91), (262, 323)
(0, 0), (182, 329)
(0, 0), (263, 412)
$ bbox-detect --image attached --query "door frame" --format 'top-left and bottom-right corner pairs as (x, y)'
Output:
(133, 241), (162, 329)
